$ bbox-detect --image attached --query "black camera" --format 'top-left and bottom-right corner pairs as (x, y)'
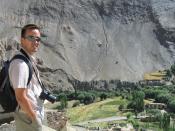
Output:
(39, 90), (56, 103)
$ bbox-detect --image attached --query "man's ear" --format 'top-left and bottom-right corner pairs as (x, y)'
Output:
(21, 38), (25, 46)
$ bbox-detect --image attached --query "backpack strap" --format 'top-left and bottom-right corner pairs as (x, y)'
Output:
(11, 55), (33, 85)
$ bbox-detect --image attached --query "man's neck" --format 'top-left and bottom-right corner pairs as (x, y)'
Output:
(20, 48), (33, 59)
(21, 47), (33, 56)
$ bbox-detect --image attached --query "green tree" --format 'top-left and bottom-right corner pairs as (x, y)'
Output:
(166, 69), (172, 78)
(77, 93), (85, 103)
(84, 94), (94, 105)
(168, 99), (175, 113)
(128, 91), (145, 117)
(155, 93), (171, 103)
(159, 113), (170, 131)
(118, 104), (124, 111)
(59, 93), (68, 110)
(100, 92), (107, 101)
(171, 64), (175, 74)
(127, 114), (139, 131)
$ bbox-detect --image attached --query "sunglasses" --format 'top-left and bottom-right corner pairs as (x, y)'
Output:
(25, 36), (41, 42)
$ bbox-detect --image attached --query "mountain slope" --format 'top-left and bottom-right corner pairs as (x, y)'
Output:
(0, 0), (175, 90)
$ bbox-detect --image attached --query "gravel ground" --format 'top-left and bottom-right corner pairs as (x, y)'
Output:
(46, 111), (68, 131)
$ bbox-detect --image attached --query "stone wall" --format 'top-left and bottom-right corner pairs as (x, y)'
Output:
(0, 121), (15, 131)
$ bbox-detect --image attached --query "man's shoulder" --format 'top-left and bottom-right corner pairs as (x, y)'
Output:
(10, 57), (29, 70)
(13, 50), (35, 62)
(10, 50), (30, 64)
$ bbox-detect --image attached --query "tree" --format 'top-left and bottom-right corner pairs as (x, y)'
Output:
(84, 94), (94, 105)
(128, 91), (145, 117)
(118, 104), (124, 111)
(77, 93), (85, 103)
(155, 93), (171, 103)
(127, 113), (139, 131)
(171, 64), (175, 74)
(159, 113), (170, 131)
(168, 99), (175, 113)
(100, 92), (107, 101)
(59, 93), (68, 110)
(166, 69), (172, 78)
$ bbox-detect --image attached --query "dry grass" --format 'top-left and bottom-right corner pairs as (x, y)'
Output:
(66, 97), (128, 124)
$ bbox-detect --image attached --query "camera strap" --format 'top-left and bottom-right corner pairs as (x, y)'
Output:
(32, 64), (46, 91)
(20, 48), (46, 91)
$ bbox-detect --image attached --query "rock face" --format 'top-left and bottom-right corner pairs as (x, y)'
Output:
(0, 0), (175, 91)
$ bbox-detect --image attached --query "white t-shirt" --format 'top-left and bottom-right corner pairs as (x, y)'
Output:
(9, 53), (44, 120)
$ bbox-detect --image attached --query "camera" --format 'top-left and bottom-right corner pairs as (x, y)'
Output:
(39, 89), (56, 103)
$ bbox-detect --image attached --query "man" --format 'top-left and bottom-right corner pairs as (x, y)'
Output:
(9, 24), (44, 131)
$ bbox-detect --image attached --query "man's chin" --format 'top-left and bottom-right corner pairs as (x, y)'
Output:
(31, 49), (38, 55)
(33, 48), (38, 52)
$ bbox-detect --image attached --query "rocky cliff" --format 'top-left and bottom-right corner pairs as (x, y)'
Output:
(0, 0), (175, 91)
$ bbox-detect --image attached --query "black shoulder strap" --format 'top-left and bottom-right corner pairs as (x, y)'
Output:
(11, 54), (33, 85)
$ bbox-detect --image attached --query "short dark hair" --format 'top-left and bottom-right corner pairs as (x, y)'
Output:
(21, 24), (40, 38)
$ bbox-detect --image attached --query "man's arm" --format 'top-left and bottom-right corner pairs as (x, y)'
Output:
(15, 88), (36, 121)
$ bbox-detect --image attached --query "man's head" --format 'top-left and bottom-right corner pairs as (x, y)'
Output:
(21, 24), (41, 55)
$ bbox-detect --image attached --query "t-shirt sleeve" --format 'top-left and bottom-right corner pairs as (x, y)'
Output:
(9, 59), (29, 89)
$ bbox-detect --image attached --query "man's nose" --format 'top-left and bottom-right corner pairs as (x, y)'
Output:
(33, 40), (40, 45)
